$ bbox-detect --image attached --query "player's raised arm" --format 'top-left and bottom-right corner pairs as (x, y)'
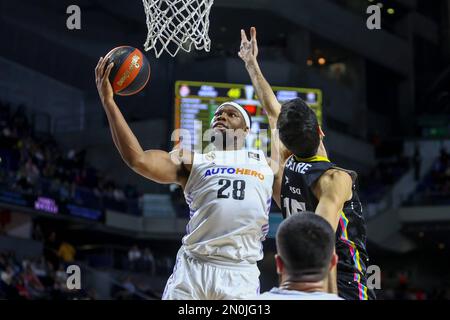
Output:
(239, 27), (281, 130)
(239, 27), (291, 191)
(95, 57), (191, 186)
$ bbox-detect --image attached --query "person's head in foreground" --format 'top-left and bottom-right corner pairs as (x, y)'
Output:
(277, 98), (324, 158)
(210, 102), (251, 151)
(253, 212), (342, 300)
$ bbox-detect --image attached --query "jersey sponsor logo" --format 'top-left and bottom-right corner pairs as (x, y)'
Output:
(289, 186), (302, 195)
(286, 158), (312, 174)
(204, 167), (265, 181)
(248, 152), (260, 161)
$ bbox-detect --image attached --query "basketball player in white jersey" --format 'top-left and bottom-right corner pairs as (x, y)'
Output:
(250, 212), (342, 300)
(95, 57), (282, 299)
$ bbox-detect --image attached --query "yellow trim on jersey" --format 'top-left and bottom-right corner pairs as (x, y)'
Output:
(294, 155), (330, 163)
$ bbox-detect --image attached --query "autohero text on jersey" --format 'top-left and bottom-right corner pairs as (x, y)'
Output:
(204, 167), (266, 181)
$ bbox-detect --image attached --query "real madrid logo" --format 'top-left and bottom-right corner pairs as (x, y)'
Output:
(205, 151), (216, 162)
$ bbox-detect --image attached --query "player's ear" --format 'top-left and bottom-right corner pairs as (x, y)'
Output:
(318, 126), (325, 139)
(329, 252), (338, 271)
(275, 254), (284, 275)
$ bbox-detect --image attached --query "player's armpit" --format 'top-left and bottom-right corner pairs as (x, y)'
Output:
(269, 163), (282, 209)
(268, 145), (292, 210)
(313, 169), (353, 231)
(130, 149), (192, 186)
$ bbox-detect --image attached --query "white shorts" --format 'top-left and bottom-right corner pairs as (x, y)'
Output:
(162, 247), (260, 300)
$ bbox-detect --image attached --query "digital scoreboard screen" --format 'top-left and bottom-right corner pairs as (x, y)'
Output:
(174, 81), (322, 154)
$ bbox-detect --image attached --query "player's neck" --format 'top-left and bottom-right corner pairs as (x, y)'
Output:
(316, 140), (328, 158)
(279, 279), (326, 293)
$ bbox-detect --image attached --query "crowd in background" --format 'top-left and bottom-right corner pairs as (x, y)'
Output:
(358, 156), (411, 204)
(378, 270), (450, 300)
(0, 248), (94, 300)
(408, 147), (450, 205)
(127, 245), (156, 275)
(0, 102), (140, 214)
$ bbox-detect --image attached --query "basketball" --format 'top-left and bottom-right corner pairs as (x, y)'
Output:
(104, 46), (150, 96)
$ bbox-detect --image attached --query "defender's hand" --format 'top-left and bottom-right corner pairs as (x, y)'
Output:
(95, 57), (114, 103)
(238, 27), (259, 66)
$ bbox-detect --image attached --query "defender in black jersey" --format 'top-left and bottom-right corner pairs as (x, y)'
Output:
(239, 27), (375, 300)
(281, 154), (376, 300)
(276, 99), (376, 300)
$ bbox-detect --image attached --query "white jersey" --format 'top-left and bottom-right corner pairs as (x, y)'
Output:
(182, 149), (274, 265)
(252, 287), (343, 300)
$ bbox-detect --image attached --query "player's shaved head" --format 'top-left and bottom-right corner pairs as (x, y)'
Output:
(276, 212), (335, 280)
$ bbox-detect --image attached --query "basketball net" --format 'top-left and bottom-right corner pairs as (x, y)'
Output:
(142, 0), (214, 58)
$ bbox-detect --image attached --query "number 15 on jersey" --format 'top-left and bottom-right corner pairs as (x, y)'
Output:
(283, 197), (306, 217)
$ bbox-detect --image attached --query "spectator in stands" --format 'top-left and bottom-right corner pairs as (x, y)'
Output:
(113, 188), (126, 202)
(60, 181), (75, 202)
(142, 248), (156, 276)
(123, 276), (136, 294)
(15, 274), (31, 299)
(0, 265), (20, 299)
(32, 223), (44, 242)
(1, 265), (14, 287)
(419, 146), (450, 203)
(14, 167), (33, 193)
(53, 264), (69, 299)
(23, 265), (46, 299)
(44, 232), (60, 270)
(86, 287), (98, 300)
(57, 241), (76, 264)
(30, 257), (48, 278)
(128, 245), (142, 271)
(33, 145), (45, 170)
(114, 276), (136, 300)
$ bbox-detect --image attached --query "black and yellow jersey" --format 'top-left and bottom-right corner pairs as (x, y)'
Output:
(281, 155), (375, 300)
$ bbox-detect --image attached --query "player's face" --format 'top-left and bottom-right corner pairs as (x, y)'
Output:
(211, 105), (247, 133)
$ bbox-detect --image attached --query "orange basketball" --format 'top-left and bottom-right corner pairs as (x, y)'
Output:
(104, 46), (150, 96)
